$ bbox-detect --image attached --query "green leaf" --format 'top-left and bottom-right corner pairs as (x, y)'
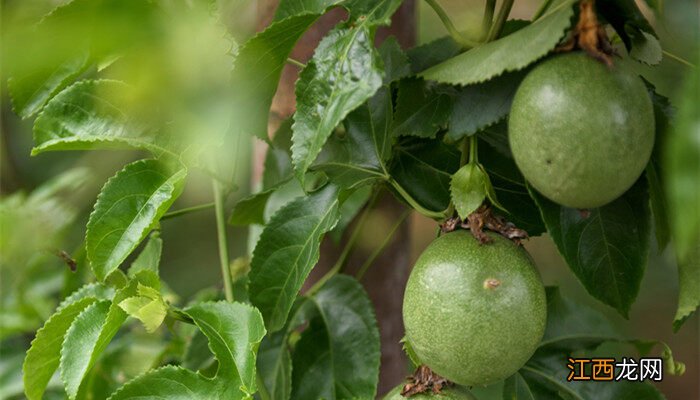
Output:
(392, 78), (453, 138)
(503, 373), (537, 400)
(292, 24), (383, 184)
(479, 131), (546, 236)
(117, 284), (167, 333)
(447, 71), (525, 141)
(312, 87), (392, 188)
(291, 275), (380, 400)
(378, 37), (411, 83)
(8, 53), (89, 119)
(59, 301), (116, 398)
(257, 330), (293, 400)
(451, 163), (487, 219)
(530, 179), (651, 317)
(185, 301), (266, 397)
(665, 67), (699, 330)
(329, 185), (372, 242)
(129, 231), (163, 277)
(390, 138), (459, 212)
(628, 29), (662, 65)
(59, 275), (158, 398)
(406, 36), (462, 74)
(230, 188), (279, 226)
(86, 159), (186, 281)
(674, 246), (700, 332)
(512, 288), (664, 400)
(643, 80), (673, 251)
(22, 297), (101, 400)
(597, 0), (660, 64)
(249, 185), (340, 331)
(107, 366), (218, 400)
(32, 80), (171, 156)
(420, 1), (575, 85)
(264, 119), (295, 190)
(231, 14), (320, 140)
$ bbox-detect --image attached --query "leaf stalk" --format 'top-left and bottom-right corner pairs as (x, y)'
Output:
(424, 0), (481, 49)
(213, 180), (234, 302)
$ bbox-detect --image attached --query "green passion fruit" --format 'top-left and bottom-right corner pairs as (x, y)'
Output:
(382, 384), (476, 400)
(508, 52), (654, 209)
(402, 231), (546, 387)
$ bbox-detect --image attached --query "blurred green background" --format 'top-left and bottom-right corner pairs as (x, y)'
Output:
(1, 0), (697, 399)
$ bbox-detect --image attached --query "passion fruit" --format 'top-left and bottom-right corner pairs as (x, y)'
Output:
(508, 52), (654, 209)
(382, 384), (476, 400)
(402, 231), (546, 387)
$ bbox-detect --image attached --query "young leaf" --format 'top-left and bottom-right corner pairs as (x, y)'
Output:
(530, 179), (651, 317)
(420, 0), (575, 85)
(32, 80), (171, 156)
(292, 24), (383, 184)
(22, 297), (100, 400)
(447, 70), (525, 141)
(311, 87), (392, 188)
(185, 301), (266, 397)
(107, 366), (218, 400)
(451, 163), (487, 219)
(128, 231), (163, 277)
(392, 78), (453, 138)
(249, 185), (340, 332)
(117, 284), (167, 333)
(86, 159), (186, 281)
(8, 53), (89, 119)
(291, 276), (380, 400)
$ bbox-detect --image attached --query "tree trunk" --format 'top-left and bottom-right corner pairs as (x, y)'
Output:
(254, 2), (416, 396)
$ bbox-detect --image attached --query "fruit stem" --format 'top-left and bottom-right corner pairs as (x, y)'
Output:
(469, 134), (479, 164)
(356, 208), (411, 281)
(213, 179), (234, 302)
(161, 202), (215, 220)
(486, 0), (514, 41)
(389, 178), (447, 219)
(306, 191), (379, 295)
(424, 0), (481, 49)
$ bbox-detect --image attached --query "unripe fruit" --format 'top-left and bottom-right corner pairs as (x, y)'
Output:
(509, 52), (654, 209)
(403, 231), (546, 387)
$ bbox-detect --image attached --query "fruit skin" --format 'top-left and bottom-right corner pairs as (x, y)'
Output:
(403, 231), (546, 387)
(508, 52), (654, 209)
(382, 384), (476, 400)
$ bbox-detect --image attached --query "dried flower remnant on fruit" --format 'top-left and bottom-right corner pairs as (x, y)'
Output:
(401, 365), (452, 397)
(440, 205), (528, 245)
(483, 278), (501, 289)
(556, 0), (615, 65)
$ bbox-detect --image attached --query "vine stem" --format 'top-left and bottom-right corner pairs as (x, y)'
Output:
(306, 191), (379, 295)
(356, 209), (411, 281)
(486, 0), (515, 41)
(469, 134), (478, 163)
(213, 180), (234, 302)
(161, 202), (215, 220)
(424, 0), (481, 49)
(286, 57), (306, 69)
